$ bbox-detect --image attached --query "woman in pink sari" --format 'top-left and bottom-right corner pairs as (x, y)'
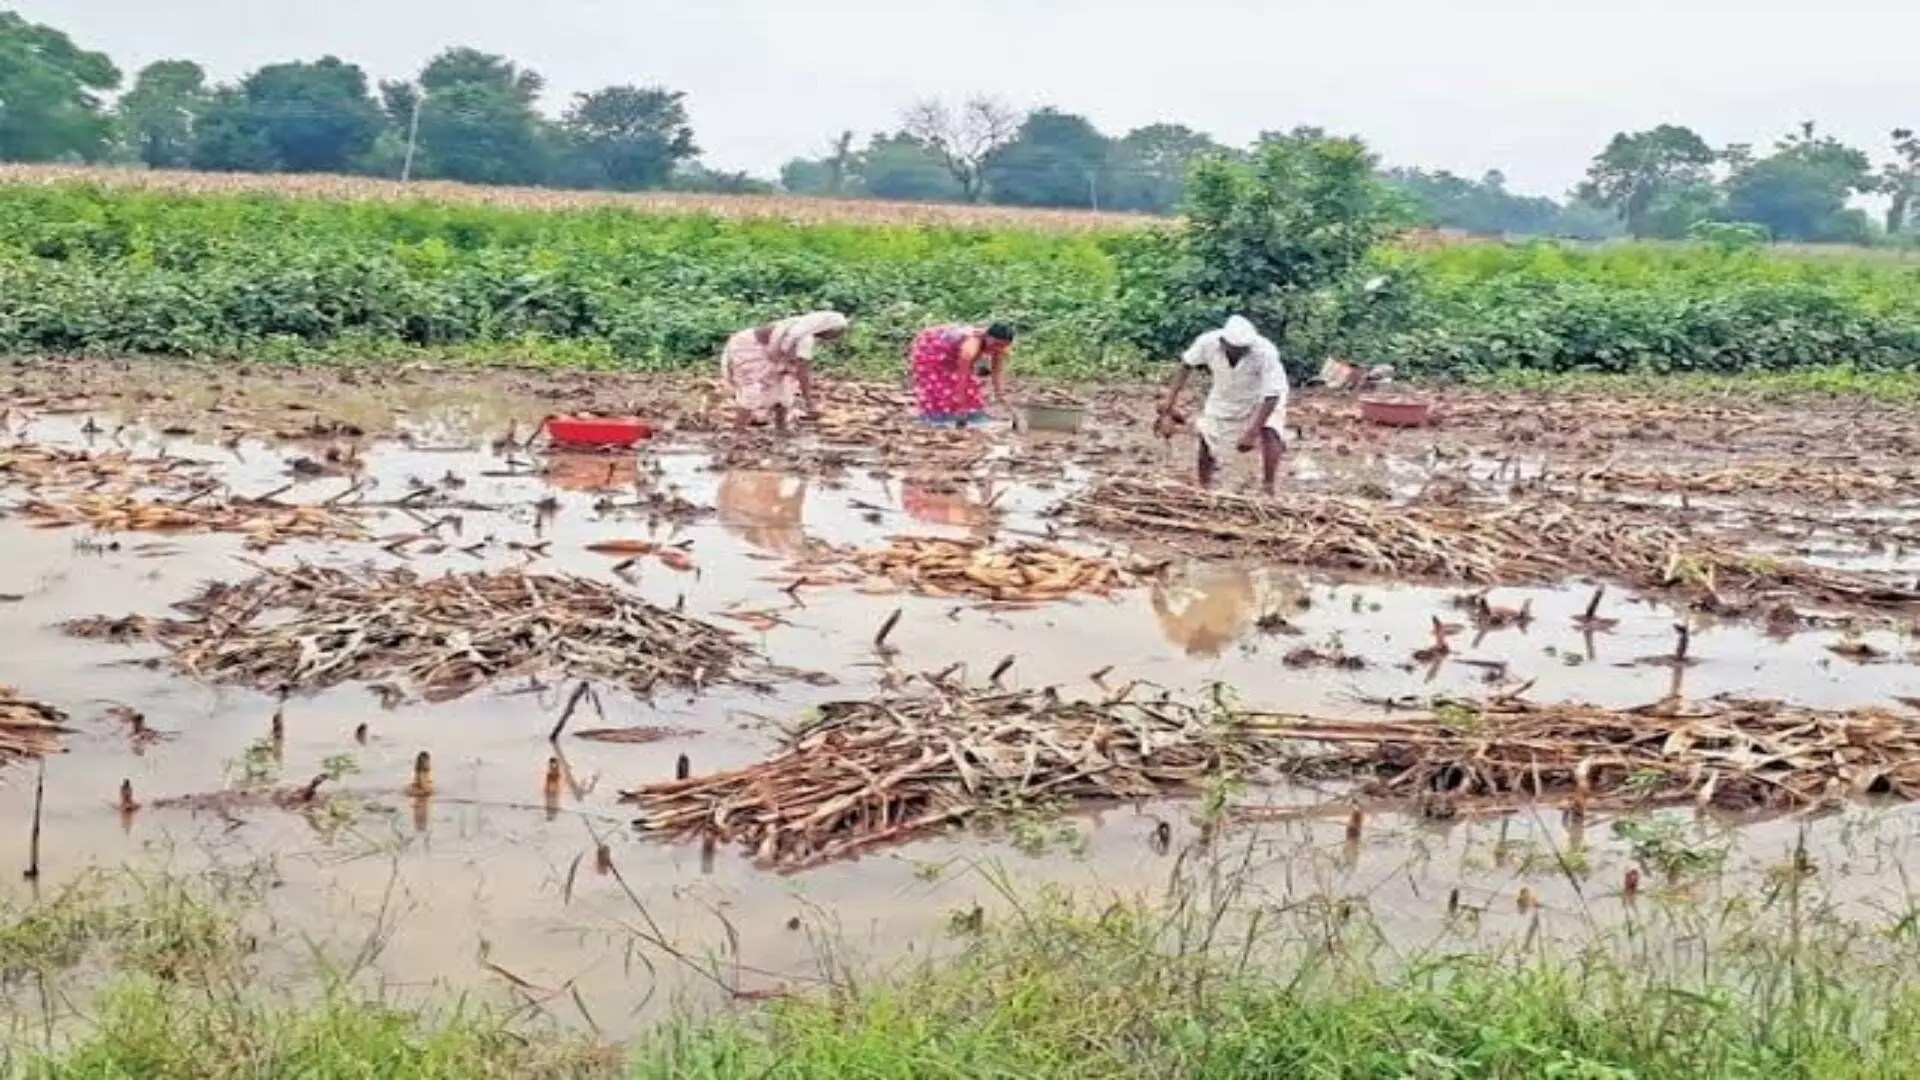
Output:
(908, 322), (1015, 428)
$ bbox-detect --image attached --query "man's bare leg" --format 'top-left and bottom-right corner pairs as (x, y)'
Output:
(1258, 428), (1284, 495)
(771, 403), (789, 434)
(1197, 438), (1219, 489)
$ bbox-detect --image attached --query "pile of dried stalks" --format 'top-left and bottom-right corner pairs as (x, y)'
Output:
(623, 685), (1261, 870)
(1070, 478), (1920, 611)
(1572, 462), (1920, 503)
(0, 687), (70, 768)
(1268, 696), (1920, 812)
(21, 493), (366, 547)
(65, 563), (766, 702)
(848, 537), (1153, 602)
(624, 683), (1920, 869)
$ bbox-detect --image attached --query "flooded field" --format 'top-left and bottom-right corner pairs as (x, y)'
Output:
(4, 359), (1920, 1036)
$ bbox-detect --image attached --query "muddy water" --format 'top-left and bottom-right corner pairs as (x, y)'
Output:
(3, 410), (1920, 1035)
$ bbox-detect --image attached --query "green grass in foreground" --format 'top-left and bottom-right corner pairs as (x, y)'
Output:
(9, 861), (1920, 1079)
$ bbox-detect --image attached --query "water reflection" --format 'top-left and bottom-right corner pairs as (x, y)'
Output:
(1151, 563), (1308, 658)
(717, 470), (810, 556)
(544, 452), (638, 493)
(901, 480), (994, 532)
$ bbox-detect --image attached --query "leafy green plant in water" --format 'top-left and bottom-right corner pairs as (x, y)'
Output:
(1198, 773), (1247, 824)
(229, 736), (280, 787)
(1612, 814), (1731, 879)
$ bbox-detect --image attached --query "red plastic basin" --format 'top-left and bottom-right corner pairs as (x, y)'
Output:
(1359, 398), (1435, 428)
(543, 416), (654, 449)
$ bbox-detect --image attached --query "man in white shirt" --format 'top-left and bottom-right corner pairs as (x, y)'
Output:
(1153, 315), (1288, 495)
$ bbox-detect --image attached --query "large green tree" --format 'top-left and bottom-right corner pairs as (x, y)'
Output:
(411, 48), (549, 185)
(1577, 125), (1718, 238)
(190, 57), (382, 173)
(860, 133), (964, 201)
(1723, 122), (1876, 243)
(982, 108), (1111, 208)
(556, 85), (697, 190)
(1104, 124), (1227, 214)
(0, 11), (120, 161)
(115, 60), (209, 168)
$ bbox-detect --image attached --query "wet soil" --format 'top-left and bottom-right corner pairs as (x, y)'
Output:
(1, 358), (1917, 1035)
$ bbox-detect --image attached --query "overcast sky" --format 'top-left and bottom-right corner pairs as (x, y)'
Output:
(17, 0), (1920, 197)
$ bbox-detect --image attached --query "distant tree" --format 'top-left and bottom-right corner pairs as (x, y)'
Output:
(411, 48), (549, 185)
(1255, 125), (1331, 146)
(1882, 129), (1920, 236)
(1635, 176), (1724, 240)
(860, 133), (964, 201)
(983, 108), (1111, 208)
(1577, 125), (1718, 238)
(779, 157), (836, 196)
(191, 57), (382, 173)
(1105, 123), (1228, 214)
(115, 60), (209, 168)
(1554, 199), (1627, 240)
(0, 11), (121, 161)
(1384, 166), (1580, 236)
(1723, 122), (1876, 243)
(780, 131), (864, 197)
(823, 130), (858, 196)
(378, 80), (418, 129)
(557, 85), (697, 190)
(189, 88), (277, 171)
(901, 97), (1023, 202)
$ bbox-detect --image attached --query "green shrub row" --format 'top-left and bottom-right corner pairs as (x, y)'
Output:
(8, 182), (1920, 377)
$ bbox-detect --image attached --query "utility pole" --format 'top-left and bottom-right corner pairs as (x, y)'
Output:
(399, 89), (423, 182)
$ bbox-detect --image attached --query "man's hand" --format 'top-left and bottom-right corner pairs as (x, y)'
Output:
(1236, 430), (1258, 453)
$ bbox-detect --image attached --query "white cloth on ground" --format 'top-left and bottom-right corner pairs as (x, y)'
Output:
(1181, 322), (1289, 456)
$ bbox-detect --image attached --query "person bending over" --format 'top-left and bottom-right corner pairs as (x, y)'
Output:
(1154, 315), (1288, 495)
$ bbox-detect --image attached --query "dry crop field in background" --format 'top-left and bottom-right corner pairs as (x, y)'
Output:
(0, 163), (1160, 231)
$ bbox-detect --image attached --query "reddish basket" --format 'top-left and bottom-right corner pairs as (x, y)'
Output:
(541, 415), (655, 449)
(1358, 398), (1435, 428)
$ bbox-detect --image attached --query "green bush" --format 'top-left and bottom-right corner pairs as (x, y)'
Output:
(1369, 241), (1920, 375)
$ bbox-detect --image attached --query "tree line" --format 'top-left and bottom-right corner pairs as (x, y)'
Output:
(2, 9), (1914, 244)
(778, 105), (1617, 236)
(1577, 122), (1918, 245)
(0, 10), (735, 193)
